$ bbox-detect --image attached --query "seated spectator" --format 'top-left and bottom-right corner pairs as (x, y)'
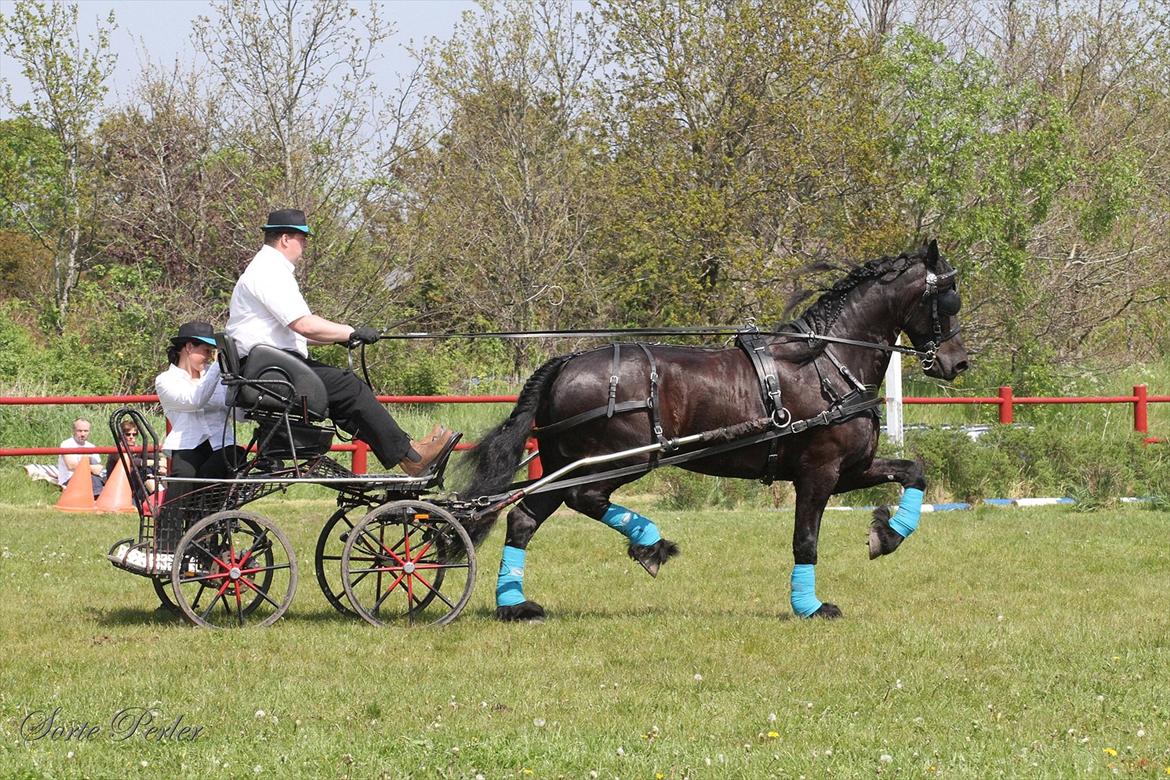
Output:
(57, 418), (105, 499)
(105, 420), (158, 503)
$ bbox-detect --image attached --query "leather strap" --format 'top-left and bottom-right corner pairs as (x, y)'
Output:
(606, 343), (621, 417)
(735, 331), (787, 482)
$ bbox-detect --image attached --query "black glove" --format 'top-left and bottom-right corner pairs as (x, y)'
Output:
(346, 326), (380, 348)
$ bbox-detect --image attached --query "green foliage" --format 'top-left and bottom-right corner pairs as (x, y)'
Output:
(904, 425), (1169, 504)
(0, 302), (114, 394)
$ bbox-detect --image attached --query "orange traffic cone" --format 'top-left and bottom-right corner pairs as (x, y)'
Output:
(96, 457), (137, 514)
(56, 462), (98, 513)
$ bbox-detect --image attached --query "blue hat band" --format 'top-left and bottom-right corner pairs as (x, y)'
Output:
(262, 223), (311, 234)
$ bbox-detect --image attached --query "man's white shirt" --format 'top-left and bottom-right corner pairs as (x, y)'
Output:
(226, 244), (312, 358)
(56, 438), (100, 486)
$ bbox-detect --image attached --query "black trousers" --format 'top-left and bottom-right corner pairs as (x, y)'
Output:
(159, 440), (244, 549)
(301, 356), (412, 468)
(165, 441), (243, 507)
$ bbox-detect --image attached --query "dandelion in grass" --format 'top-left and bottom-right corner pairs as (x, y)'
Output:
(254, 709), (266, 719)
(879, 754), (892, 764)
(693, 673), (703, 682)
(767, 731), (779, 739)
(533, 717), (546, 727)
(1104, 748), (1118, 757)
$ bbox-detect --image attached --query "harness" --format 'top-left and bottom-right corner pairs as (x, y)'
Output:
(532, 332), (883, 486)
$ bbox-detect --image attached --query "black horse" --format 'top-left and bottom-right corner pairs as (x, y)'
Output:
(462, 241), (968, 620)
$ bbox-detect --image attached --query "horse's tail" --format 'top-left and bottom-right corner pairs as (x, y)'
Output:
(459, 355), (571, 547)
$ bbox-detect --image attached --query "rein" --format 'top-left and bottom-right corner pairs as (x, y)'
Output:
(373, 326), (943, 363)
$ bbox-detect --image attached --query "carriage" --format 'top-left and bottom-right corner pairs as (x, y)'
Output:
(106, 242), (967, 627)
(106, 335), (478, 629)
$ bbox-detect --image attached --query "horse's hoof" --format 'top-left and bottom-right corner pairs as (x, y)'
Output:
(813, 602), (842, 619)
(496, 601), (546, 622)
(868, 507), (904, 560)
(628, 539), (681, 578)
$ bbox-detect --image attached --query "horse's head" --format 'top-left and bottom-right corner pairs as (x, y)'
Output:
(899, 240), (968, 380)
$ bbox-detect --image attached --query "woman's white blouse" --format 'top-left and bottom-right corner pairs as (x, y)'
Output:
(155, 362), (235, 451)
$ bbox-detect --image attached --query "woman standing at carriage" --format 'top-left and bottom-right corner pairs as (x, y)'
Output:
(155, 321), (242, 517)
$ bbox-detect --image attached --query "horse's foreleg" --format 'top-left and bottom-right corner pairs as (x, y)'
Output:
(792, 472), (841, 619)
(496, 494), (561, 622)
(564, 483), (680, 578)
(834, 458), (926, 560)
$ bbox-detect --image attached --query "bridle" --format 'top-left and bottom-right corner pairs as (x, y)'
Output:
(917, 267), (962, 370)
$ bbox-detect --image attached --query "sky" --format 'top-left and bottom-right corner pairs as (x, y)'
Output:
(0, 0), (476, 115)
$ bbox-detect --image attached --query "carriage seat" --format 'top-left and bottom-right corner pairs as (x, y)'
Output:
(216, 334), (329, 422)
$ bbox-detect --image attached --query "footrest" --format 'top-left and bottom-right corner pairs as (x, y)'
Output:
(107, 541), (173, 576)
(418, 431), (463, 483)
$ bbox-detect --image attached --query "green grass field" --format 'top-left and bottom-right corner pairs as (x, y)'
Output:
(1, 491), (1168, 779)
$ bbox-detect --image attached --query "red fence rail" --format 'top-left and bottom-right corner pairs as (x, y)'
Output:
(2, 386), (1166, 468)
(901, 384), (1168, 444)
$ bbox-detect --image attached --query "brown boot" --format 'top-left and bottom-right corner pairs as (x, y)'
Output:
(399, 430), (458, 477)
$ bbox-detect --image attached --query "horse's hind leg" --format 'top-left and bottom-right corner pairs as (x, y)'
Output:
(495, 492), (562, 622)
(834, 458), (926, 560)
(563, 479), (680, 578)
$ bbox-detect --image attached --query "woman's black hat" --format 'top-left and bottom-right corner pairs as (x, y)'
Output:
(169, 321), (217, 348)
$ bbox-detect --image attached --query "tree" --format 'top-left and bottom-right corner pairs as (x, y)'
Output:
(0, 0), (115, 329)
(403, 0), (603, 375)
(592, 0), (893, 327)
(192, 0), (433, 333)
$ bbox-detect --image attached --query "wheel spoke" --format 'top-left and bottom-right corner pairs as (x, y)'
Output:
(358, 525), (405, 565)
(190, 538), (232, 572)
(372, 573), (408, 613)
(239, 562), (291, 576)
(238, 576), (282, 609)
(411, 571), (456, 610)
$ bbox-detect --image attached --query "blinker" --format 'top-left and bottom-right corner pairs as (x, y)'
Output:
(937, 289), (961, 316)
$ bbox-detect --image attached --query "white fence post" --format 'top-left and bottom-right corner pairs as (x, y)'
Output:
(884, 339), (903, 448)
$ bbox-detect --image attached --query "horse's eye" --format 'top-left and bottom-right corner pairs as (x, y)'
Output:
(937, 290), (961, 316)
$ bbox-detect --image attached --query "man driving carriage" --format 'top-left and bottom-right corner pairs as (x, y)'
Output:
(225, 209), (458, 477)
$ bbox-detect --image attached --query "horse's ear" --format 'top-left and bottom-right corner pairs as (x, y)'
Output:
(926, 239), (940, 268)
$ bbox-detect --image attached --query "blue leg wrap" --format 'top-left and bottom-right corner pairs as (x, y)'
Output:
(888, 487), (924, 539)
(600, 504), (662, 547)
(496, 545), (527, 608)
(790, 564), (823, 618)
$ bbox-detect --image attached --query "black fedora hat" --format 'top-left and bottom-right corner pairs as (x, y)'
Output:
(169, 321), (217, 348)
(261, 208), (312, 235)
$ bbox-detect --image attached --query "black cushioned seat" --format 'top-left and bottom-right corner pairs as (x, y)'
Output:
(215, 335), (329, 422)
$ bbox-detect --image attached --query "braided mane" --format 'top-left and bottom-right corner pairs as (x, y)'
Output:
(780, 246), (925, 336)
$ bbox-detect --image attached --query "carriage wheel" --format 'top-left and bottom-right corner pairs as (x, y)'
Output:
(314, 507), (361, 616)
(341, 500), (475, 627)
(152, 577), (180, 612)
(170, 511), (298, 629)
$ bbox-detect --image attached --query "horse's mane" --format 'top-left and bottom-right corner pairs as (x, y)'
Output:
(773, 246), (926, 361)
